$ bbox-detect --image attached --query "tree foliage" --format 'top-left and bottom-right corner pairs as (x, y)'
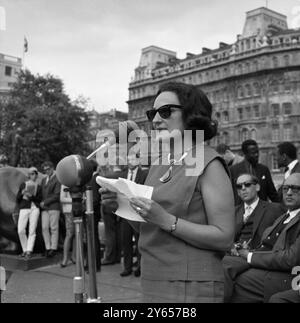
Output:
(0, 70), (91, 168)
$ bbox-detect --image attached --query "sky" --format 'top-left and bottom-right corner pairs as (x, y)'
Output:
(0, 0), (300, 113)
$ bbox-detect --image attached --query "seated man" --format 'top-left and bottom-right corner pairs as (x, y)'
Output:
(232, 174), (283, 253)
(223, 173), (300, 303)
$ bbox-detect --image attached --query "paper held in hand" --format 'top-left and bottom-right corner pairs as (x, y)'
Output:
(96, 176), (153, 222)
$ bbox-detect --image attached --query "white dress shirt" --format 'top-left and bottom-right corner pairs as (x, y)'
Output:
(285, 160), (299, 180)
(243, 198), (259, 223)
(127, 167), (138, 182)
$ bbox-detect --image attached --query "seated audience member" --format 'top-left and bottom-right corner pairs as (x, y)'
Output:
(230, 140), (279, 205)
(17, 167), (42, 259)
(216, 144), (244, 167)
(231, 173), (283, 254)
(223, 173), (300, 303)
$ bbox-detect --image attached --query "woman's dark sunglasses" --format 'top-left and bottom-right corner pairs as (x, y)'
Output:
(146, 104), (183, 122)
(235, 181), (256, 190)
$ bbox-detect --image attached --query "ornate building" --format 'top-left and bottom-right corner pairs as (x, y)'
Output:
(0, 53), (22, 100)
(128, 7), (300, 171)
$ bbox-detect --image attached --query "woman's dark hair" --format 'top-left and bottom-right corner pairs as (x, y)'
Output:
(155, 82), (218, 141)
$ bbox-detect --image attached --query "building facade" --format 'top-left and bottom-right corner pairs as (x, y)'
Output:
(0, 53), (22, 101)
(128, 7), (300, 171)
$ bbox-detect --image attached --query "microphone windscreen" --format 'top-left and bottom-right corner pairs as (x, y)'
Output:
(56, 155), (94, 187)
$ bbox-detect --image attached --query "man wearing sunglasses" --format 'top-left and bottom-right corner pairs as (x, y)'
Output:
(224, 173), (300, 302)
(230, 140), (280, 205)
(232, 174), (283, 252)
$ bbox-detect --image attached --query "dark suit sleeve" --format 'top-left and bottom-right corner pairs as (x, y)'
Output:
(265, 167), (280, 203)
(250, 235), (300, 271)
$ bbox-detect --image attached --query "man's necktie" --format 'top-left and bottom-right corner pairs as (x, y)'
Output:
(128, 170), (133, 181)
(244, 205), (252, 223)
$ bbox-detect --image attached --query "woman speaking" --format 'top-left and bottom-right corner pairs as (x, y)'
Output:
(101, 82), (234, 303)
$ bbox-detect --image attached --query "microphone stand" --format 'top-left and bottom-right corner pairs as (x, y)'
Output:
(69, 185), (101, 303)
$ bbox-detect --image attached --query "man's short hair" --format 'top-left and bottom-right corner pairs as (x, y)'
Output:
(41, 161), (54, 169)
(241, 140), (258, 154)
(277, 142), (297, 160)
(236, 173), (259, 185)
(216, 144), (230, 155)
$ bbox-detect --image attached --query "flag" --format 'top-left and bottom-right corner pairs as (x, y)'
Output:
(24, 37), (28, 53)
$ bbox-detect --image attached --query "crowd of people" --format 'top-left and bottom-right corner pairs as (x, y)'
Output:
(9, 81), (300, 303)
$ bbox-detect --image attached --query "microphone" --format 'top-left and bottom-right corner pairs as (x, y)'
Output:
(56, 154), (94, 188)
(56, 120), (140, 188)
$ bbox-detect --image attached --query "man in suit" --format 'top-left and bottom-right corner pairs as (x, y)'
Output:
(277, 142), (300, 200)
(223, 173), (300, 303)
(120, 153), (148, 277)
(232, 173), (283, 252)
(230, 139), (279, 205)
(40, 161), (61, 257)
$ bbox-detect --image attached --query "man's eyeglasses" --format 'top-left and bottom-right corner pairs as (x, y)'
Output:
(146, 104), (184, 122)
(282, 185), (300, 194)
(43, 167), (51, 172)
(236, 182), (256, 190)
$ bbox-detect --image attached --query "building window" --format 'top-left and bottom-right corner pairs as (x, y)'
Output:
(253, 60), (259, 71)
(251, 129), (257, 140)
(272, 56), (279, 68)
(223, 132), (230, 145)
(283, 124), (292, 140)
(245, 84), (252, 97)
(283, 102), (292, 115)
(284, 55), (290, 66)
(238, 64), (243, 74)
(238, 108), (243, 120)
(253, 105), (260, 118)
(271, 104), (280, 116)
(223, 111), (229, 122)
(272, 126), (280, 142)
(284, 82), (291, 93)
(242, 128), (249, 141)
(246, 106), (252, 119)
(253, 83), (260, 96)
(5, 66), (12, 76)
(271, 154), (279, 170)
(215, 112), (221, 121)
(271, 80), (279, 94)
(237, 86), (244, 98)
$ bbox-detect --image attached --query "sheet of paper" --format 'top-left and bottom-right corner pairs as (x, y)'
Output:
(96, 176), (153, 222)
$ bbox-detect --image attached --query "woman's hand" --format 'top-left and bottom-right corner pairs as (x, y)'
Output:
(99, 188), (118, 213)
(129, 197), (175, 231)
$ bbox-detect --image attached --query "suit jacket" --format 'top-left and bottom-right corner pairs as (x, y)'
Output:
(251, 210), (300, 271)
(230, 160), (280, 205)
(249, 211), (300, 301)
(134, 167), (149, 185)
(41, 173), (61, 211)
(235, 200), (283, 249)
